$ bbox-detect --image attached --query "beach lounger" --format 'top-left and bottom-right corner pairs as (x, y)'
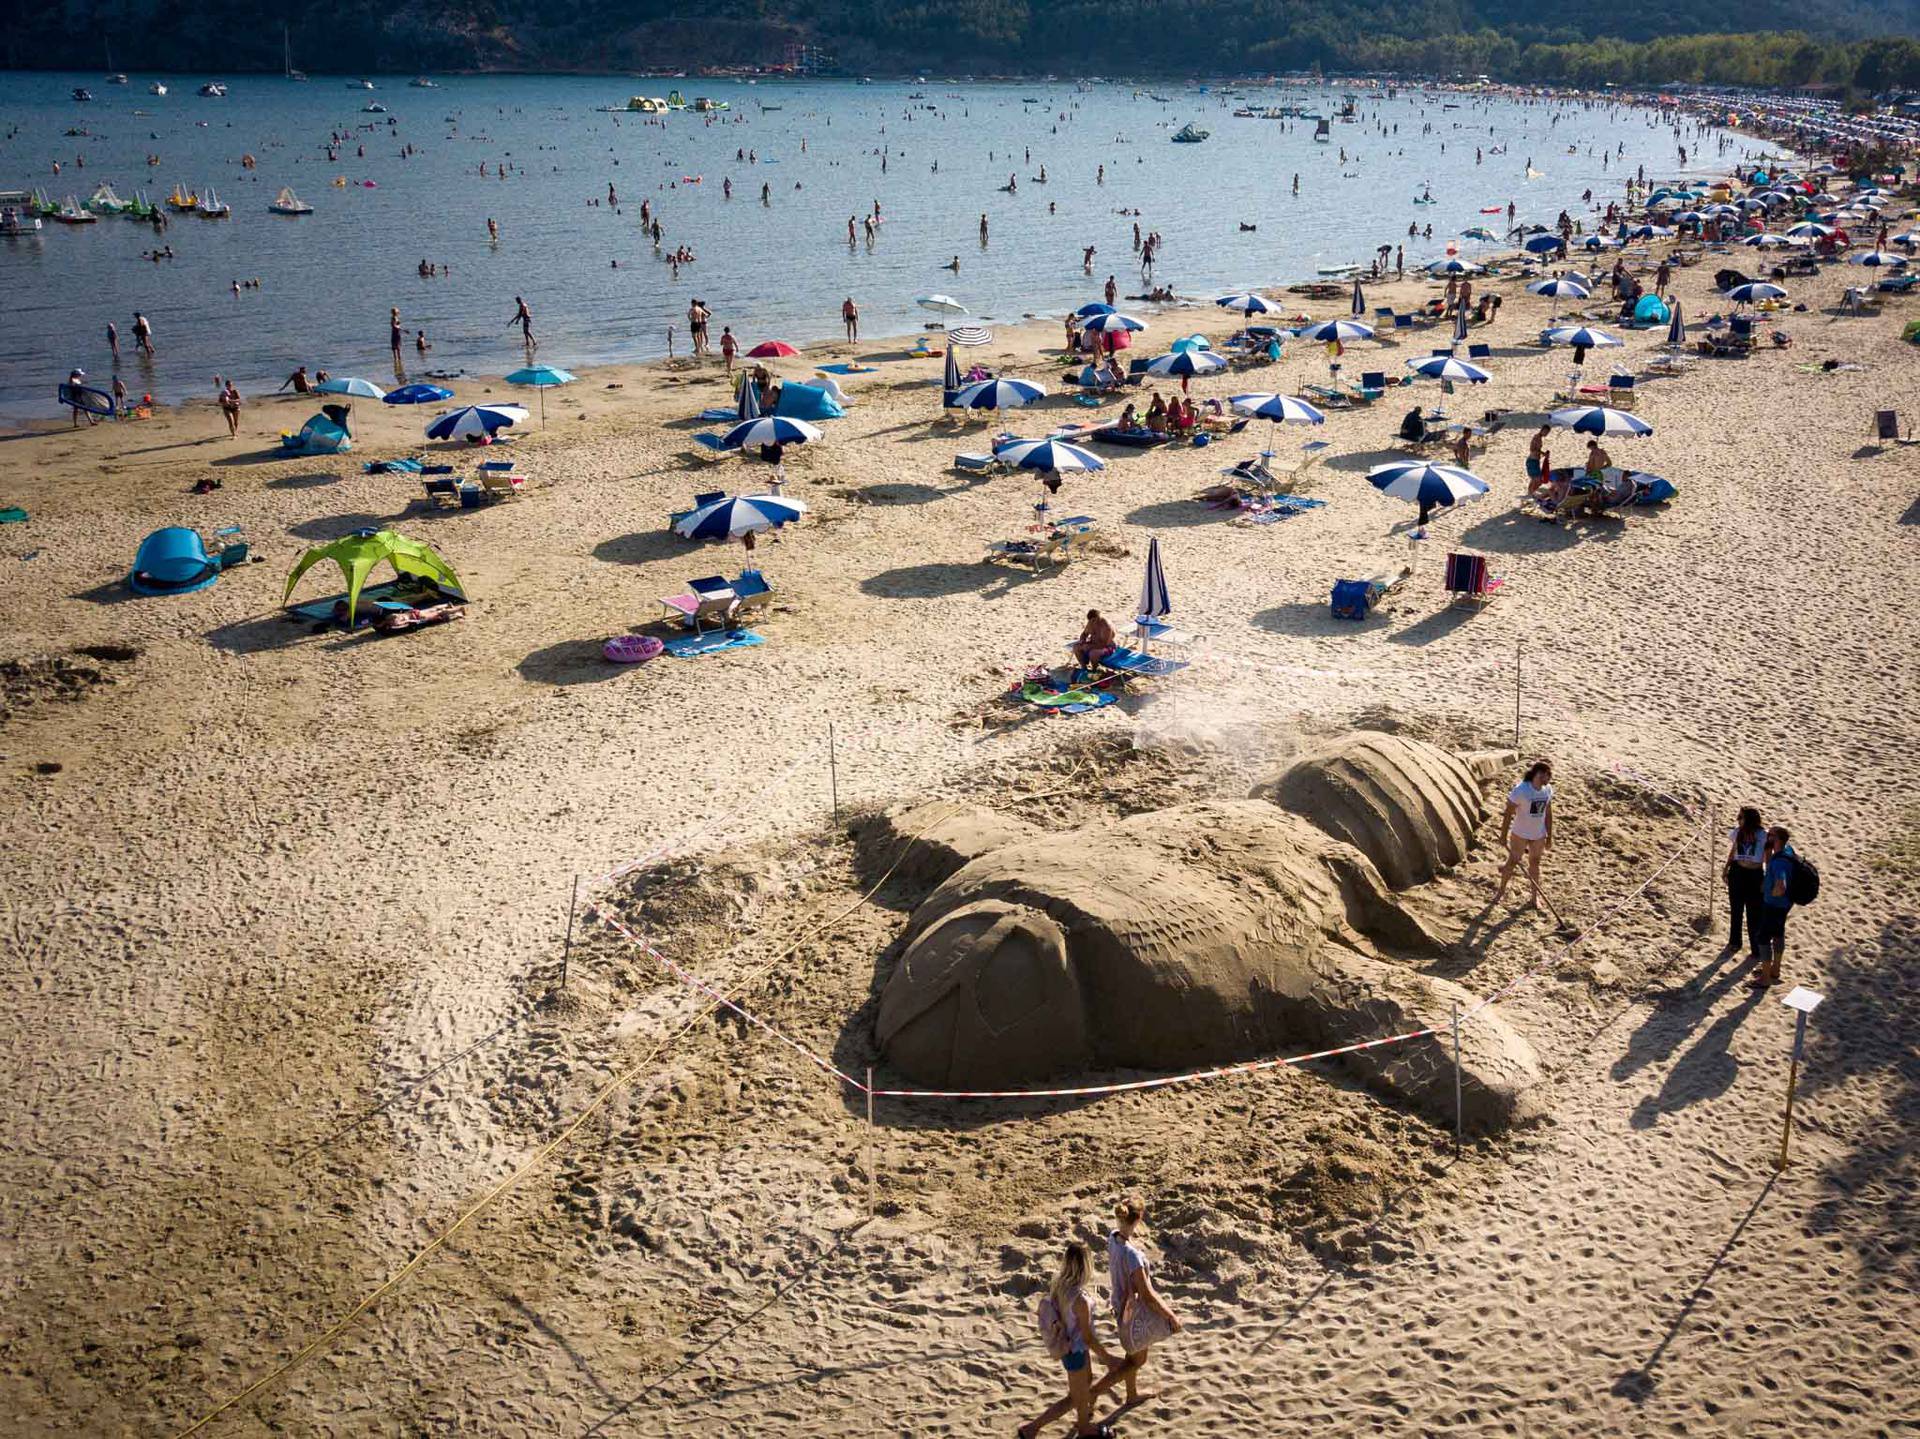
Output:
(698, 406), (738, 422)
(1466, 342), (1491, 362)
(1873, 274), (1918, 296)
(422, 477), (460, 508)
(685, 576), (738, 630)
(479, 469), (524, 501)
(1092, 646), (1190, 680)
(1301, 384), (1353, 411)
(689, 432), (733, 460)
(1352, 371), (1387, 403)
(1872, 411), (1918, 445)
(1331, 565), (1413, 620)
(731, 570), (774, 620)
(1607, 375), (1636, 410)
(1444, 552), (1505, 605)
(954, 451), (1005, 474)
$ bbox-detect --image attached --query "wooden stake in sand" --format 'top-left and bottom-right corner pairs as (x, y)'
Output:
(1450, 1001), (1463, 1157)
(560, 873), (579, 989)
(1513, 637), (1522, 749)
(865, 1066), (876, 1216)
(829, 723), (840, 821)
(1775, 987), (1824, 1171)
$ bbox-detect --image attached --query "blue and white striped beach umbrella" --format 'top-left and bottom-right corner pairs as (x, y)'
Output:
(1074, 302), (1117, 318)
(1548, 405), (1654, 437)
(673, 493), (808, 540)
(1215, 293), (1278, 316)
(426, 403), (527, 440)
(721, 415), (823, 449)
(992, 437), (1105, 472)
(1293, 318), (1375, 343)
(1143, 350), (1228, 379)
(1741, 232), (1798, 248)
(950, 377), (1047, 411)
(316, 375), (387, 399)
(1786, 221), (1834, 240)
(1136, 535), (1171, 623)
(1405, 355), (1490, 383)
(1081, 311), (1145, 334)
(1544, 326), (1623, 350)
(1724, 282), (1787, 306)
(1666, 300), (1687, 347)
(1579, 234), (1619, 251)
(1366, 461), (1489, 508)
(1229, 392), (1326, 425)
(1527, 276), (1592, 299)
(946, 324), (994, 347)
(1848, 250), (1909, 268)
(1428, 257), (1481, 276)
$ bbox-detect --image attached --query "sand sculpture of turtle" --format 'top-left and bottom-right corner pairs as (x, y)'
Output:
(871, 733), (1541, 1132)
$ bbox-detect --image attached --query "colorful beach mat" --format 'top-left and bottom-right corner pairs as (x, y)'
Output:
(664, 628), (763, 659)
(1018, 680), (1117, 715)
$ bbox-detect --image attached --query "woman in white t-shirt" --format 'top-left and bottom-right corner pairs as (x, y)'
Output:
(1494, 759), (1554, 906)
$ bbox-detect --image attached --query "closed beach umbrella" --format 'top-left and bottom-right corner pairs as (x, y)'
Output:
(1725, 282), (1787, 306)
(1849, 251), (1908, 268)
(942, 344), (961, 396)
(1428, 257), (1480, 275)
(993, 437), (1105, 472)
(1136, 535), (1171, 624)
(1293, 319), (1374, 345)
(426, 403), (527, 440)
(1215, 293), (1278, 317)
(1081, 312), (1145, 335)
(1351, 276), (1367, 316)
(382, 382), (454, 405)
(736, 371), (762, 421)
(1665, 300), (1687, 348)
(1367, 461), (1489, 509)
(316, 375), (386, 400)
(722, 415), (821, 450)
(747, 340), (798, 358)
(916, 294), (968, 315)
(673, 493), (808, 540)
(1451, 303), (1470, 349)
(946, 324), (993, 346)
(1548, 405), (1654, 437)
(504, 362), (575, 427)
(1229, 392), (1325, 425)
(1544, 326), (1623, 350)
(1405, 355), (1490, 383)
(950, 377), (1046, 411)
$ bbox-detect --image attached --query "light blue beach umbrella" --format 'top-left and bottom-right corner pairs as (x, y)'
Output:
(426, 403), (527, 440)
(1366, 461), (1489, 509)
(722, 415), (822, 449)
(993, 437), (1105, 472)
(1293, 319), (1374, 343)
(1405, 355), (1490, 383)
(316, 375), (386, 400)
(1136, 535), (1171, 624)
(1170, 334), (1212, 353)
(1214, 293), (1278, 317)
(505, 362), (576, 427)
(1548, 405), (1653, 437)
(1229, 392), (1325, 425)
(1074, 301), (1117, 318)
(950, 377), (1046, 411)
(382, 382), (454, 405)
(1725, 282), (1787, 306)
(673, 493), (807, 540)
(1522, 233), (1566, 254)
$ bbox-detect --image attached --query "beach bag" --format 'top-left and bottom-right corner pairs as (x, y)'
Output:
(1035, 1293), (1072, 1361)
(1331, 578), (1375, 620)
(1117, 1294), (1175, 1354)
(1788, 852), (1821, 907)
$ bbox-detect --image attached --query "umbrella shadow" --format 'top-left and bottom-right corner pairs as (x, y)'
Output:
(1322, 448), (1409, 473)
(591, 531), (687, 566)
(70, 580), (142, 606)
(206, 612), (312, 655)
(839, 482), (950, 507)
(1386, 605), (1480, 646)
(263, 471), (343, 490)
(859, 562), (1019, 599)
(517, 637), (633, 686)
(1456, 506), (1590, 555)
(1251, 600), (1352, 637)
(286, 512), (390, 542)
(211, 447), (306, 468)
(1123, 499), (1225, 529)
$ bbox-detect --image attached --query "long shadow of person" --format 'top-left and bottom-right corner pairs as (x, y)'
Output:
(1612, 949), (1759, 1083)
(1628, 985), (1765, 1129)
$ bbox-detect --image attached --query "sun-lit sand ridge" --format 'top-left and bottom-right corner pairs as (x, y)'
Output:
(0, 248), (1915, 1436)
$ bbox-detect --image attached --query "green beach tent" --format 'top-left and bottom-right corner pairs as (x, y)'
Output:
(282, 528), (465, 626)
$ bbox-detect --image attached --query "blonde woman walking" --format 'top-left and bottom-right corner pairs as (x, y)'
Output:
(1019, 1242), (1122, 1439)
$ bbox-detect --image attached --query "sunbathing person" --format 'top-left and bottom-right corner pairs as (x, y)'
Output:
(1073, 610), (1117, 669)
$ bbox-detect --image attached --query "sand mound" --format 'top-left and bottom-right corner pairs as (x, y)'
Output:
(1251, 732), (1505, 889)
(849, 801), (1041, 891)
(876, 799), (1540, 1131)
(0, 650), (133, 725)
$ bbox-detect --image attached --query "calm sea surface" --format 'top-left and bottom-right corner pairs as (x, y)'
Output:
(0, 73), (1753, 418)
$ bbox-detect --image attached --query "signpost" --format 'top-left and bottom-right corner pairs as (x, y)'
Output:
(1775, 986), (1825, 1171)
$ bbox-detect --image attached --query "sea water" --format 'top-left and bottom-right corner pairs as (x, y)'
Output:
(0, 73), (1750, 417)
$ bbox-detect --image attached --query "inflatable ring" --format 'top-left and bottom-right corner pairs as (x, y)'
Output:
(603, 634), (664, 664)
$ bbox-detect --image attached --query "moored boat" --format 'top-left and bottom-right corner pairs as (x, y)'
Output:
(197, 82), (226, 97)
(149, 82), (168, 96)
(0, 206), (42, 236)
(84, 182), (127, 214)
(167, 184), (198, 210)
(72, 87), (94, 102)
(197, 188), (230, 218)
(1171, 121), (1210, 143)
(268, 186), (313, 215)
(52, 197), (97, 224)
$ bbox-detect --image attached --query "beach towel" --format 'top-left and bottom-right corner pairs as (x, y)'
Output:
(0, 507), (26, 524)
(1018, 680), (1117, 715)
(362, 457), (424, 474)
(817, 364), (879, 375)
(663, 628), (763, 659)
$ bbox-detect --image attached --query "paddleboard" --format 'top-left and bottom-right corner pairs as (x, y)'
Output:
(58, 381), (117, 417)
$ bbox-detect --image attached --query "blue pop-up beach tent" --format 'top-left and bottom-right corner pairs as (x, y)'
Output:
(774, 381), (845, 421)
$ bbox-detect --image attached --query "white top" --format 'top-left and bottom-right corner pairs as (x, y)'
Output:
(1729, 827), (1767, 866)
(1058, 1284), (1089, 1349)
(1508, 781), (1553, 841)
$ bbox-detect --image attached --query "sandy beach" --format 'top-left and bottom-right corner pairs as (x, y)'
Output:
(1, 240), (1916, 1438)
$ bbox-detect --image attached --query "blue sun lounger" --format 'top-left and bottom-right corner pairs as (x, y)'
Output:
(1094, 646), (1189, 679)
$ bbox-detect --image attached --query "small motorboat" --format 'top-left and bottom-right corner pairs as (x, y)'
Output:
(150, 82), (168, 96)
(197, 188), (230, 218)
(268, 186), (313, 215)
(72, 88), (94, 102)
(1171, 122), (1210, 144)
(197, 82), (226, 97)
(52, 197), (97, 224)
(0, 206), (43, 236)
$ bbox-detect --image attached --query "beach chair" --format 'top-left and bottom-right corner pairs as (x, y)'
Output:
(1607, 374), (1637, 410)
(479, 469), (524, 501)
(422, 477), (460, 508)
(689, 432), (732, 460)
(1331, 565), (1412, 620)
(1443, 552), (1505, 606)
(667, 491), (728, 531)
(1467, 342), (1492, 362)
(677, 576), (738, 631)
(1871, 411), (1918, 445)
(1093, 646), (1190, 680)
(954, 451), (1004, 474)
(1353, 371), (1387, 403)
(730, 570), (774, 620)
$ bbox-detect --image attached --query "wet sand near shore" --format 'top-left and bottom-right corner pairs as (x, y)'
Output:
(0, 250), (1915, 1436)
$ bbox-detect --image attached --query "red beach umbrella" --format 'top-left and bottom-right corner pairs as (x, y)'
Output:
(747, 340), (798, 358)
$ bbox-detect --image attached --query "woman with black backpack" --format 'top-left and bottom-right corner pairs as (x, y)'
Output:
(1748, 825), (1797, 989)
